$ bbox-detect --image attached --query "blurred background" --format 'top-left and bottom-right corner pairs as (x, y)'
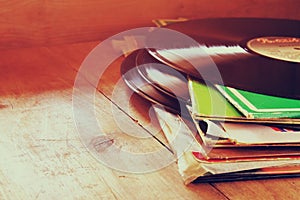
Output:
(0, 0), (299, 49)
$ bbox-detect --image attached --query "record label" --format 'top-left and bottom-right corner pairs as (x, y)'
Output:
(247, 36), (300, 63)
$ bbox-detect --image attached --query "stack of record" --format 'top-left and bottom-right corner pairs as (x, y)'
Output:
(120, 18), (300, 184)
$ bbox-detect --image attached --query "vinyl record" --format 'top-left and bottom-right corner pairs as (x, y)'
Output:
(120, 50), (186, 114)
(135, 49), (190, 102)
(146, 18), (300, 99)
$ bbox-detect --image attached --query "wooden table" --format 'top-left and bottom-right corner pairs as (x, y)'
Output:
(1, 40), (300, 200)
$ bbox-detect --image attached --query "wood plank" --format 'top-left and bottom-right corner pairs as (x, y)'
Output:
(0, 0), (299, 48)
(212, 178), (300, 200)
(0, 42), (226, 199)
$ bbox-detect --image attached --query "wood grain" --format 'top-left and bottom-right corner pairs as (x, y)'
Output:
(0, 42), (227, 199)
(0, 0), (299, 49)
(212, 178), (300, 200)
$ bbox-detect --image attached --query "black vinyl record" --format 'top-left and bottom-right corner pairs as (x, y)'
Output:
(120, 50), (186, 114)
(146, 18), (300, 99)
(135, 49), (190, 102)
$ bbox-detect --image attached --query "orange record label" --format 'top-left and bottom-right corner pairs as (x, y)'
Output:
(247, 36), (300, 63)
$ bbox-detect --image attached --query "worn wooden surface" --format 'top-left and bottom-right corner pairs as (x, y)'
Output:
(0, 42), (222, 199)
(0, 40), (300, 199)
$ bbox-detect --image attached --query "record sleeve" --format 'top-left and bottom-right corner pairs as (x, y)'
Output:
(188, 78), (300, 124)
(153, 105), (300, 184)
